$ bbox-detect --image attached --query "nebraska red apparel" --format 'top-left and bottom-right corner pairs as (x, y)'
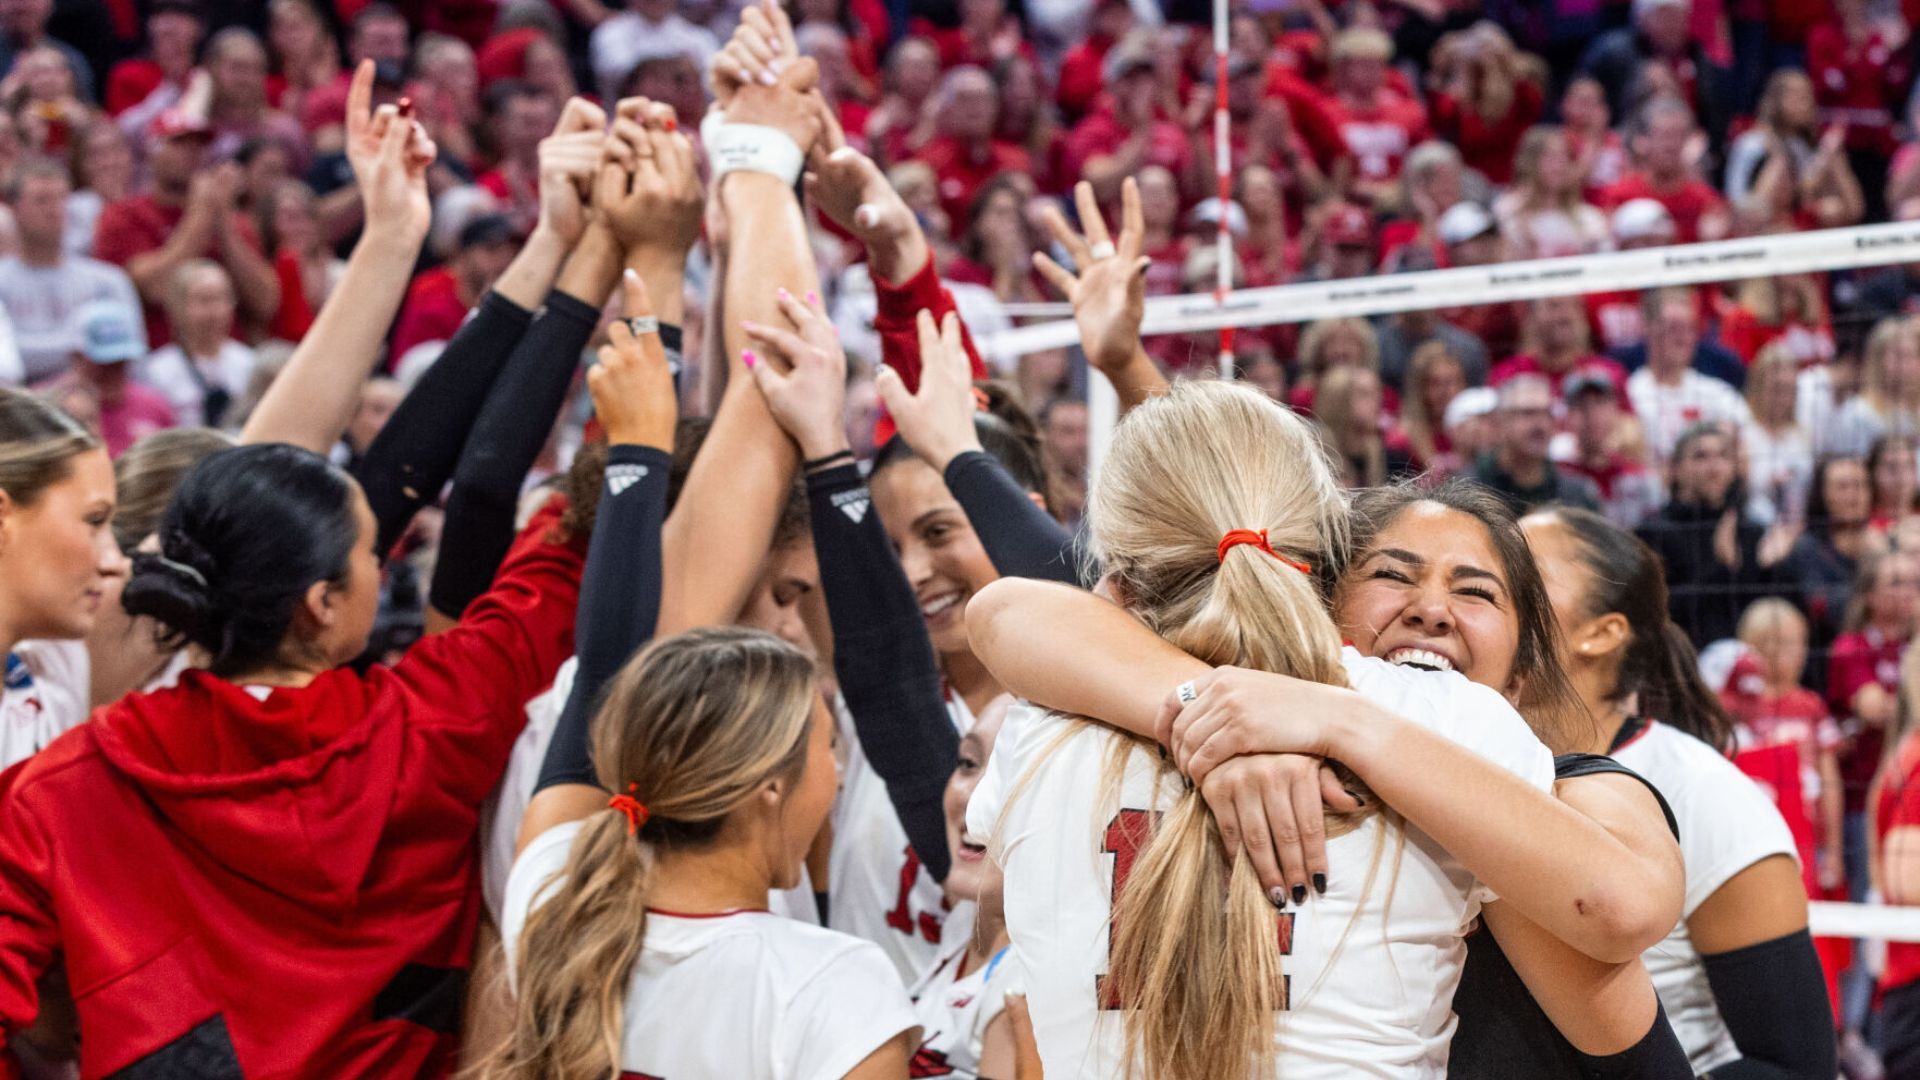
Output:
(502, 821), (920, 1080)
(1827, 626), (1905, 817)
(0, 501), (583, 1079)
(1594, 173), (1727, 244)
(1316, 91), (1431, 183)
(906, 941), (1014, 1079)
(1875, 732), (1920, 999)
(968, 651), (1555, 1079)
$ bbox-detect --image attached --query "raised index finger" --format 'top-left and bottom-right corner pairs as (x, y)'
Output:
(345, 59), (374, 140)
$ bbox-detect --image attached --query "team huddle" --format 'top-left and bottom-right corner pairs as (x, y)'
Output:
(0, 4), (1844, 1080)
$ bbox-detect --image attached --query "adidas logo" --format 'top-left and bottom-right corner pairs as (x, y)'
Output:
(832, 489), (870, 523)
(606, 464), (649, 496)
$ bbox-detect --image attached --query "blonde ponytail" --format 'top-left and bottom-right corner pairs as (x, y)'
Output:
(1085, 380), (1371, 1080)
(483, 628), (818, 1080)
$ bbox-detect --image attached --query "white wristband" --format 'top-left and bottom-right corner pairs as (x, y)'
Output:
(701, 115), (805, 186)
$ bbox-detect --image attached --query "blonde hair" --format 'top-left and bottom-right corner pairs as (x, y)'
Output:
(1743, 342), (1800, 426)
(1086, 380), (1364, 1080)
(1738, 596), (1807, 653)
(1401, 341), (1462, 466)
(486, 628), (818, 1080)
(0, 387), (99, 508)
(1862, 316), (1920, 415)
(1297, 317), (1379, 384)
(1316, 365), (1386, 487)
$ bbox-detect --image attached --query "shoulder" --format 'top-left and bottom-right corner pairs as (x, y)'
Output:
(1342, 650), (1552, 783)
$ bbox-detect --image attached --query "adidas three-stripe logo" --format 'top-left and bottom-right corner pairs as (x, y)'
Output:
(606, 464), (649, 497)
(832, 489), (870, 523)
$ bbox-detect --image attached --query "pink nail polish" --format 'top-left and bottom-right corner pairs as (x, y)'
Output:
(742, 350), (758, 368)
(805, 290), (820, 305)
(777, 287), (791, 300)
(741, 319), (759, 331)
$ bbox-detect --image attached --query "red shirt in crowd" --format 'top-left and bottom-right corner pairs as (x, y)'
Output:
(1487, 353), (1633, 411)
(91, 194), (266, 348)
(1316, 91), (1430, 183)
(1807, 22), (1913, 155)
(1827, 625), (1906, 813)
(1595, 172), (1728, 243)
(0, 503), (584, 1079)
(1056, 32), (1116, 120)
(1877, 730), (1920, 992)
(104, 57), (177, 116)
(913, 135), (1031, 239)
(390, 267), (471, 365)
(1061, 105), (1192, 192)
(1430, 81), (1544, 185)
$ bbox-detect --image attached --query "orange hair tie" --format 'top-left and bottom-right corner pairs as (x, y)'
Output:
(970, 387), (991, 412)
(608, 783), (651, 835)
(1217, 529), (1313, 575)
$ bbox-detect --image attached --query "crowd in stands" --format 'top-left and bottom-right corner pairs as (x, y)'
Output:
(3, 0), (1920, 1074)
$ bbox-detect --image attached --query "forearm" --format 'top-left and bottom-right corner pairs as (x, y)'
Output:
(220, 228), (282, 321)
(354, 291), (534, 555)
(491, 226), (570, 310)
(429, 285), (601, 619)
(624, 247), (686, 328)
(1337, 713), (1683, 962)
(1702, 931), (1838, 1079)
(967, 577), (1202, 737)
(659, 173), (812, 632)
(943, 450), (1079, 584)
(1484, 902), (1664, 1056)
(866, 223), (933, 290)
(241, 227), (419, 452)
(1823, 758), (1845, 853)
(811, 462), (959, 879)
(125, 219), (210, 299)
(1105, 345), (1170, 412)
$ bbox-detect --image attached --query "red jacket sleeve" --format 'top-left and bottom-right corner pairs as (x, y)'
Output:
(1827, 635), (1876, 716)
(0, 762), (59, 1061)
(872, 254), (988, 443)
(387, 496), (585, 805)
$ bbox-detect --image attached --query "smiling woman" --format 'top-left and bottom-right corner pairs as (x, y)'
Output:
(0, 387), (127, 770)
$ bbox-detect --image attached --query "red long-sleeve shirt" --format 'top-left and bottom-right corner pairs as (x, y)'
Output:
(871, 253), (987, 445)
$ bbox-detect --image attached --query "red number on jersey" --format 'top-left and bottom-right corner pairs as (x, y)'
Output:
(884, 845), (946, 944)
(1096, 808), (1295, 1010)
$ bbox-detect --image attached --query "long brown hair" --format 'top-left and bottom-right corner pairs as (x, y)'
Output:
(1086, 380), (1363, 1080)
(486, 628), (818, 1080)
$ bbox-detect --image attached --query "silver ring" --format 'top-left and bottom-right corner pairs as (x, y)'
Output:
(626, 315), (660, 336)
(1088, 240), (1117, 260)
(1176, 680), (1198, 706)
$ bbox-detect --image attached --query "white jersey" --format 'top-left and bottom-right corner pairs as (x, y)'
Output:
(504, 821), (919, 1080)
(1, 640), (91, 770)
(483, 656), (818, 927)
(1611, 719), (1798, 1074)
(1625, 368), (1752, 462)
(907, 941), (1015, 1080)
(829, 690), (977, 980)
(968, 650), (1556, 1079)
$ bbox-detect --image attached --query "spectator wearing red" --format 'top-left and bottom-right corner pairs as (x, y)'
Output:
(912, 0), (1031, 72)
(1318, 27), (1430, 206)
(799, 24), (876, 146)
(1237, 165), (1302, 286)
(1303, 201), (1377, 283)
(1134, 165), (1189, 298)
(1807, 0), (1914, 213)
(992, 52), (1064, 192)
(1399, 341), (1468, 473)
(1585, 198), (1675, 353)
(259, 180), (340, 342)
(265, 0), (341, 122)
(1874, 645), (1920, 1078)
(300, 5), (410, 137)
(1492, 294), (1634, 414)
(389, 214), (517, 365)
(1061, 32), (1193, 211)
(103, 0), (202, 118)
(1719, 274), (1836, 367)
(1597, 95), (1731, 242)
(911, 65), (1030, 237)
(405, 33), (483, 172)
(1829, 550), (1917, 843)
(475, 81), (559, 238)
(474, 26), (575, 103)
(863, 36), (940, 165)
(93, 112), (279, 349)
(792, 0), (887, 85)
(944, 173), (1047, 304)
(1056, 0), (1132, 121)
(1379, 141), (1467, 272)
(1430, 23), (1545, 185)
(1560, 73), (1630, 193)
(1556, 367), (1664, 528)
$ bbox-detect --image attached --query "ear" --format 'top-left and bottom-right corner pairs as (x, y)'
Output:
(298, 578), (336, 633)
(1569, 611), (1630, 663)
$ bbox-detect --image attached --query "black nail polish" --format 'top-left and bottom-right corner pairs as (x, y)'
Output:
(1313, 873), (1327, 895)
(1292, 884), (1307, 905)
(1344, 788), (1366, 807)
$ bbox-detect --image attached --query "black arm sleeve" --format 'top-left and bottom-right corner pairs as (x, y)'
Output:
(1573, 999), (1693, 1080)
(1698, 929), (1839, 1080)
(429, 291), (600, 620)
(943, 450), (1081, 585)
(533, 443), (672, 794)
(810, 461), (959, 881)
(356, 292), (532, 556)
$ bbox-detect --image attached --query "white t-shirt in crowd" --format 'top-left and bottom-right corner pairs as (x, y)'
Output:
(830, 690), (978, 981)
(1626, 367), (1752, 462)
(0, 255), (141, 383)
(588, 12), (717, 100)
(968, 650), (1556, 1080)
(0, 639), (90, 770)
(907, 941), (1015, 1080)
(1741, 421), (1814, 526)
(1611, 720), (1798, 1074)
(482, 656), (819, 927)
(139, 339), (255, 427)
(502, 820), (920, 1080)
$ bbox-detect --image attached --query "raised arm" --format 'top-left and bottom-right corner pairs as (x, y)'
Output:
(1033, 179), (1169, 413)
(749, 303), (961, 879)
(240, 60), (432, 453)
(354, 98), (606, 555)
(966, 576), (1684, 964)
(656, 28), (822, 633)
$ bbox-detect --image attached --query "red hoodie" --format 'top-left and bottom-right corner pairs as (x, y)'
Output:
(0, 501), (583, 1079)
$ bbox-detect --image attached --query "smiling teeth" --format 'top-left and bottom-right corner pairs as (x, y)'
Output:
(922, 595), (961, 618)
(1387, 648), (1455, 672)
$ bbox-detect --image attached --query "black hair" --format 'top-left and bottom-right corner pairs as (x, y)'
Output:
(1344, 479), (1587, 752)
(874, 380), (1054, 512)
(1534, 505), (1734, 751)
(1868, 433), (1920, 517)
(122, 443), (361, 678)
(1806, 454), (1869, 539)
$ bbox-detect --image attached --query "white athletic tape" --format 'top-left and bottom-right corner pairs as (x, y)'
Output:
(981, 220), (1920, 362)
(1810, 901), (1920, 943)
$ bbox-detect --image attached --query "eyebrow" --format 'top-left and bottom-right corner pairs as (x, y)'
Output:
(911, 504), (963, 532)
(1369, 547), (1505, 589)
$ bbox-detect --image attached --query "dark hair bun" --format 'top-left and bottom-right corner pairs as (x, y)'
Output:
(122, 527), (223, 654)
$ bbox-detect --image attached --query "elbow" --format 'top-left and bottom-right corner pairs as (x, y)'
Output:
(1568, 881), (1683, 963)
(963, 577), (1023, 662)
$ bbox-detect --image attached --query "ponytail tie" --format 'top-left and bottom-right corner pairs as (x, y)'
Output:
(970, 387), (991, 412)
(608, 784), (650, 835)
(1217, 529), (1313, 576)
